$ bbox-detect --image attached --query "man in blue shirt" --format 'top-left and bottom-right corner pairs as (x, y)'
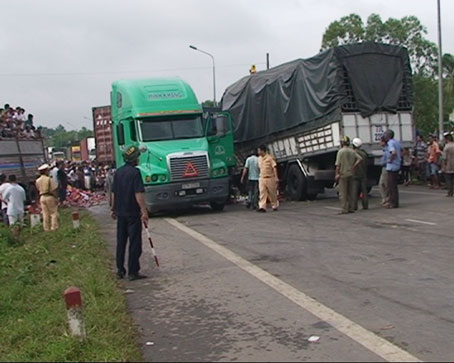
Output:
(384, 129), (402, 208)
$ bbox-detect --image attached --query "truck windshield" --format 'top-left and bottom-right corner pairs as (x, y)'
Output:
(139, 115), (204, 142)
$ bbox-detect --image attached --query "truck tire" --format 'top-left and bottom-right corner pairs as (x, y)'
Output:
(210, 201), (225, 211)
(286, 164), (306, 201)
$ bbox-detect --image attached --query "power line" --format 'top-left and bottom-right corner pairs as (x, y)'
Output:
(0, 62), (266, 78)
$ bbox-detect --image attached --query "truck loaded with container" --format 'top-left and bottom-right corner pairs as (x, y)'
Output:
(109, 78), (235, 212)
(221, 42), (414, 201)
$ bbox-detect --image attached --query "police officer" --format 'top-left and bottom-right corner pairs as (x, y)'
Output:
(352, 138), (369, 210)
(111, 145), (149, 281)
(335, 136), (362, 214)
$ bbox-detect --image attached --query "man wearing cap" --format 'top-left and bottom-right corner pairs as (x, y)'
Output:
(352, 137), (369, 210)
(111, 145), (149, 281)
(257, 145), (279, 212)
(335, 136), (363, 214)
(36, 164), (59, 231)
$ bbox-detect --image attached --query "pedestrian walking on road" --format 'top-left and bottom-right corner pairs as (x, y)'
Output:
(241, 151), (260, 209)
(36, 164), (59, 231)
(384, 130), (402, 209)
(111, 145), (149, 281)
(335, 136), (362, 214)
(414, 134), (428, 183)
(427, 134), (442, 189)
(257, 145), (279, 212)
(3, 175), (26, 232)
(352, 138), (368, 211)
(0, 173), (11, 226)
(442, 133), (454, 197)
(379, 136), (390, 205)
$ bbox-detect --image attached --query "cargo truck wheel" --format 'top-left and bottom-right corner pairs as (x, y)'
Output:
(286, 164), (306, 201)
(210, 201), (225, 211)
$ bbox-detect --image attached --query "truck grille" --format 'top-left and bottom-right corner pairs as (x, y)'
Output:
(169, 155), (209, 181)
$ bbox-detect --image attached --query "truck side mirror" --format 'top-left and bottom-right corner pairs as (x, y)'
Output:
(117, 124), (125, 145)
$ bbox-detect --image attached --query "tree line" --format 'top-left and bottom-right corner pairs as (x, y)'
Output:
(40, 124), (93, 148)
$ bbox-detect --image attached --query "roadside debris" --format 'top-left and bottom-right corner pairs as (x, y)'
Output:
(308, 335), (320, 343)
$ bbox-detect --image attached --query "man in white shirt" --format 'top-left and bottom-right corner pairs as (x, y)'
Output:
(0, 174), (11, 225)
(50, 163), (59, 186)
(3, 174), (26, 228)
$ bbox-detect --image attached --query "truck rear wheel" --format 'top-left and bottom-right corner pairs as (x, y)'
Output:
(286, 164), (306, 201)
(210, 201), (225, 211)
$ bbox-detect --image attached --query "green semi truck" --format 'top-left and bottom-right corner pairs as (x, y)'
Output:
(110, 78), (235, 212)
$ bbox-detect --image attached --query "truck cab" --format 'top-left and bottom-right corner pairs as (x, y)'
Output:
(111, 78), (234, 213)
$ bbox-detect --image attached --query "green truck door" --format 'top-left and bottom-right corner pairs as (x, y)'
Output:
(205, 112), (235, 169)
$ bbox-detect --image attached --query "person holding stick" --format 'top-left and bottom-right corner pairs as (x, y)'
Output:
(111, 145), (148, 281)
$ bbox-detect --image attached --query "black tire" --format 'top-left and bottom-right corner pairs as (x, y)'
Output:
(307, 193), (317, 201)
(286, 164), (306, 201)
(210, 201), (225, 211)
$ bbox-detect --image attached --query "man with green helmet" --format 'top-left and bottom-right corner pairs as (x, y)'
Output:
(111, 145), (149, 281)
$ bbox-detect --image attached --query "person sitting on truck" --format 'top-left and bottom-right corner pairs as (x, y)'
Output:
(335, 136), (362, 214)
(257, 145), (279, 213)
(352, 138), (368, 211)
(36, 164), (59, 231)
(241, 151), (260, 210)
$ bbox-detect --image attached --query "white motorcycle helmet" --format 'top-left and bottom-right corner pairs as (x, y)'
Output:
(352, 137), (363, 148)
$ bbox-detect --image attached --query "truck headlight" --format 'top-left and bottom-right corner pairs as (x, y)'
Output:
(145, 176), (152, 183)
(151, 174), (158, 182)
(159, 175), (166, 182)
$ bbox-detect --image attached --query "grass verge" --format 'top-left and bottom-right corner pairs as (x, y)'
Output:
(0, 209), (143, 362)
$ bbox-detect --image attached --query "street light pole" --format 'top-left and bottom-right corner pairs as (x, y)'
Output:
(189, 45), (216, 105)
(437, 0), (444, 138)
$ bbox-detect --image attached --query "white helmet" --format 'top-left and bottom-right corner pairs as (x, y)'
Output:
(352, 138), (362, 148)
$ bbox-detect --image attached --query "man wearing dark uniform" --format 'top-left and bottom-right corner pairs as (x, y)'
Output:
(111, 146), (149, 281)
(335, 136), (362, 214)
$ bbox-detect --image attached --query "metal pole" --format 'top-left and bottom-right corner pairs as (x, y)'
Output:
(266, 53), (270, 70)
(189, 45), (216, 105)
(437, 0), (444, 138)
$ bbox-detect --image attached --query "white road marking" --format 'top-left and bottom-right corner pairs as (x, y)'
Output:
(165, 218), (421, 363)
(324, 206), (342, 211)
(405, 219), (437, 226)
(399, 190), (444, 196)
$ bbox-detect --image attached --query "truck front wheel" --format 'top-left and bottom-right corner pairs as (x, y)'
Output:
(210, 201), (225, 211)
(286, 164), (306, 201)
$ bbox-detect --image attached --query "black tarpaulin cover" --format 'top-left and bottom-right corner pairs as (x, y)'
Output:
(221, 42), (412, 144)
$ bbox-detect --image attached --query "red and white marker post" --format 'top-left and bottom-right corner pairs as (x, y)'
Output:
(63, 287), (86, 340)
(72, 211), (80, 229)
(144, 222), (160, 267)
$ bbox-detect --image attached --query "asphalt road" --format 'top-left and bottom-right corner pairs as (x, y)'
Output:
(91, 185), (454, 362)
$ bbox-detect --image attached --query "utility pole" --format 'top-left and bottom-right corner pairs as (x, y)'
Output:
(266, 53), (270, 70)
(437, 0), (444, 138)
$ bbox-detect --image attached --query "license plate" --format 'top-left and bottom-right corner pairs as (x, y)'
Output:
(182, 182), (200, 190)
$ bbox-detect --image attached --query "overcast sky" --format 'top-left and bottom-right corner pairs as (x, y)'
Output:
(1, 0), (453, 130)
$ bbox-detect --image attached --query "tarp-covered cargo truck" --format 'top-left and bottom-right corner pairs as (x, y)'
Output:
(222, 42), (414, 200)
(0, 138), (46, 201)
(110, 78), (235, 212)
